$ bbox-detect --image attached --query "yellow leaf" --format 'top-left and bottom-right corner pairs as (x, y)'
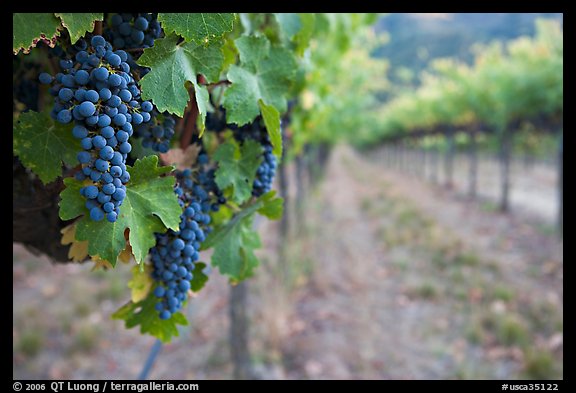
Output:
(91, 256), (114, 271)
(119, 242), (134, 264)
(60, 222), (89, 262)
(128, 264), (153, 303)
(60, 223), (76, 245)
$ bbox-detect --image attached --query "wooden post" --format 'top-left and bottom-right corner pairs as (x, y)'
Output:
(278, 152), (290, 241)
(468, 128), (478, 198)
(295, 153), (305, 225)
(499, 127), (513, 212)
(558, 132), (563, 237)
(420, 141), (426, 179)
(230, 281), (252, 380)
(444, 127), (455, 189)
(430, 142), (438, 184)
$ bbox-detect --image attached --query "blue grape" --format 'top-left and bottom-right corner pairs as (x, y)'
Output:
(90, 207), (105, 221)
(39, 72), (53, 84)
(84, 90), (100, 103)
(39, 35), (152, 222)
(78, 101), (96, 117)
(57, 109), (72, 124)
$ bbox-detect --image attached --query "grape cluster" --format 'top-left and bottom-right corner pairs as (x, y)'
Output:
(230, 118), (278, 197)
(135, 112), (176, 153)
(38, 35), (153, 222)
(196, 152), (227, 211)
(252, 144), (276, 197)
(13, 56), (40, 112)
(150, 169), (214, 320)
(206, 107), (278, 197)
(104, 13), (161, 50)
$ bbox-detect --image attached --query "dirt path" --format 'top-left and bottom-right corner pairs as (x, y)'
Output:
(278, 145), (562, 379)
(13, 144), (563, 380)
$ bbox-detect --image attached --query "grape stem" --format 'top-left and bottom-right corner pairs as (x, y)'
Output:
(124, 47), (146, 53)
(180, 88), (198, 149)
(94, 21), (103, 36)
(203, 79), (231, 89)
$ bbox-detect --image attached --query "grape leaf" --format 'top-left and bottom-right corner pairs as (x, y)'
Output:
(294, 14), (316, 56)
(128, 265), (153, 303)
(211, 215), (261, 283)
(158, 13), (235, 43)
(118, 243), (134, 264)
(112, 293), (188, 343)
(59, 156), (181, 266)
(91, 257), (113, 271)
(213, 140), (262, 204)
(13, 111), (81, 184)
(274, 13), (302, 39)
(159, 144), (201, 171)
(55, 13), (103, 44)
(203, 192), (283, 282)
(13, 13), (61, 54)
(202, 191), (283, 250)
(223, 36), (297, 126)
(190, 262), (209, 292)
(59, 177), (87, 221)
(137, 33), (224, 128)
(258, 100), (282, 158)
(60, 222), (89, 262)
(257, 191), (284, 220)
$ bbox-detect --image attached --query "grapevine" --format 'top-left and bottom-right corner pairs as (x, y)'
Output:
(38, 34), (153, 222)
(12, 12), (380, 341)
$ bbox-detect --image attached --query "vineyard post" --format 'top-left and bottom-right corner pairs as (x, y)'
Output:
(295, 152), (305, 227)
(419, 139), (426, 179)
(444, 126), (455, 189)
(499, 126), (514, 212)
(557, 131), (563, 238)
(409, 140), (416, 177)
(401, 139), (407, 173)
(430, 142), (438, 184)
(468, 127), (478, 198)
(394, 141), (400, 171)
(278, 152), (290, 243)
(392, 141), (398, 171)
(230, 281), (253, 379)
(411, 140), (418, 177)
(396, 140), (401, 172)
(397, 141), (402, 172)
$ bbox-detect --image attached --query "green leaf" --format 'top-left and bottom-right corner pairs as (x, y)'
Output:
(203, 191), (283, 250)
(258, 100), (282, 158)
(203, 192), (283, 282)
(13, 13), (61, 54)
(137, 33), (224, 128)
(59, 156), (181, 265)
(221, 37), (238, 71)
(223, 36), (297, 125)
(158, 13), (235, 43)
(274, 13), (302, 39)
(294, 13), (316, 56)
(211, 215), (261, 282)
(257, 191), (284, 220)
(58, 178), (86, 220)
(13, 111), (81, 184)
(190, 262), (209, 292)
(213, 140), (262, 204)
(112, 293), (188, 343)
(234, 35), (270, 71)
(55, 13), (103, 44)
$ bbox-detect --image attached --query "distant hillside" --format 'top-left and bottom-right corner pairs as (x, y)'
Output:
(373, 13), (563, 84)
